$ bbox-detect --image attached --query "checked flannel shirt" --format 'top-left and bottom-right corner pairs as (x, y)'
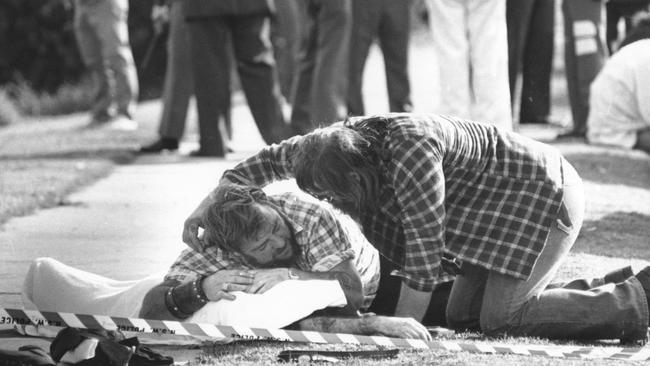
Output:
(221, 113), (566, 292)
(166, 192), (380, 308)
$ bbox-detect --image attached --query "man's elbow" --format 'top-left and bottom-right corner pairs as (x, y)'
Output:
(139, 288), (158, 318)
(139, 284), (171, 320)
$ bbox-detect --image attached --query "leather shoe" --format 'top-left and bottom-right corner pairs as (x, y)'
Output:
(603, 265), (634, 284)
(189, 148), (225, 157)
(139, 138), (179, 153)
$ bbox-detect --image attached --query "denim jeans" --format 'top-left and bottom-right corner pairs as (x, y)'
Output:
(446, 159), (648, 340)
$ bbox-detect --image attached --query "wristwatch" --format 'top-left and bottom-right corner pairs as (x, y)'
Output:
(287, 268), (300, 280)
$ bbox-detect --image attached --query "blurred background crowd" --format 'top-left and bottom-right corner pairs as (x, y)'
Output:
(1, 0), (649, 155)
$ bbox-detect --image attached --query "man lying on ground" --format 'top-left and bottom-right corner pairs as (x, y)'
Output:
(139, 183), (432, 339)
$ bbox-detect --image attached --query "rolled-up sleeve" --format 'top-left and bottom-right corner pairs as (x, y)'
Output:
(304, 207), (356, 272)
(222, 136), (301, 186)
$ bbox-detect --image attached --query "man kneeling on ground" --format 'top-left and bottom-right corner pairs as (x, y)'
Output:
(139, 183), (432, 340)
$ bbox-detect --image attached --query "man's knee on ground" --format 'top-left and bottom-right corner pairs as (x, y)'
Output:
(479, 305), (522, 337)
(445, 307), (481, 333)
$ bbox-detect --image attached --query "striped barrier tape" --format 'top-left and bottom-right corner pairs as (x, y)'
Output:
(1, 307), (648, 361)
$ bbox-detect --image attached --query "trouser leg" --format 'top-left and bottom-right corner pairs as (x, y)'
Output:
(272, 0), (301, 101)
(291, 0), (318, 134)
(188, 19), (230, 155)
(347, 0), (379, 116)
(95, 0), (138, 119)
(231, 15), (293, 144)
(506, 0), (534, 108)
(562, 0), (606, 136)
(425, 0), (471, 119)
(308, 0), (351, 125)
(467, 0), (512, 129)
(158, 0), (194, 140)
(519, 0), (554, 124)
(74, 5), (113, 121)
(379, 0), (413, 113)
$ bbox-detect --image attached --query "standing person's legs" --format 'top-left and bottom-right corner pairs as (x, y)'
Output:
(95, 0), (139, 120)
(379, 0), (413, 113)
(506, 0), (528, 103)
(231, 14), (293, 144)
(74, 3), (113, 123)
(519, 0), (554, 124)
(561, 0), (606, 137)
(187, 19), (230, 156)
(426, 0), (471, 119)
(467, 0), (512, 129)
(309, 0), (352, 125)
(506, 0), (534, 107)
(158, 0), (194, 142)
(347, 0), (380, 116)
(272, 0), (301, 101)
(447, 161), (648, 341)
(290, 0), (318, 134)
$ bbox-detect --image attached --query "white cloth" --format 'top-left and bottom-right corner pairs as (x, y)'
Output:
(587, 39), (650, 148)
(22, 257), (346, 329)
(23, 257), (162, 317)
(425, 0), (512, 130)
(190, 280), (346, 328)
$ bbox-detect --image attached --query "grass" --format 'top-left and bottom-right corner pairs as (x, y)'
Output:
(0, 112), (153, 225)
(7, 77), (95, 116)
(166, 336), (645, 365)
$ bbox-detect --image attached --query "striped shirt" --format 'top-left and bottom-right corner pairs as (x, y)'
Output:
(222, 114), (565, 292)
(167, 192), (380, 307)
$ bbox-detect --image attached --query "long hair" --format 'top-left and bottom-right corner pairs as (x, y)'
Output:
(293, 116), (389, 214)
(201, 184), (270, 252)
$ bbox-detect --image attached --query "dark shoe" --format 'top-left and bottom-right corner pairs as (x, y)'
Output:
(556, 129), (586, 140)
(603, 265), (634, 284)
(620, 329), (648, 346)
(139, 138), (179, 153)
(189, 148), (226, 157)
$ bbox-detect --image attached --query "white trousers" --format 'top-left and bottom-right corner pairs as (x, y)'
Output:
(426, 0), (512, 130)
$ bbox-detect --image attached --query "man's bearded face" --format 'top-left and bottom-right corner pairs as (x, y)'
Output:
(239, 203), (299, 267)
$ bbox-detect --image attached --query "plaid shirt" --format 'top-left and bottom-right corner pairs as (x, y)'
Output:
(167, 193), (380, 307)
(222, 114), (565, 292)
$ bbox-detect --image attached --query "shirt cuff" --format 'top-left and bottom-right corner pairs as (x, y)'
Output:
(311, 249), (355, 272)
(390, 269), (454, 292)
(164, 269), (195, 284)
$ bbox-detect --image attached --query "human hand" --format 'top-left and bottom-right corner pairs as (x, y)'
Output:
(202, 269), (256, 301)
(247, 268), (290, 294)
(366, 315), (432, 341)
(182, 194), (216, 251)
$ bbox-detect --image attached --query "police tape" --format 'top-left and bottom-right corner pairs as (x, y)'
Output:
(2, 307), (649, 361)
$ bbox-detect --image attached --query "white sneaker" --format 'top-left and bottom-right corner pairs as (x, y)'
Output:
(108, 115), (138, 131)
